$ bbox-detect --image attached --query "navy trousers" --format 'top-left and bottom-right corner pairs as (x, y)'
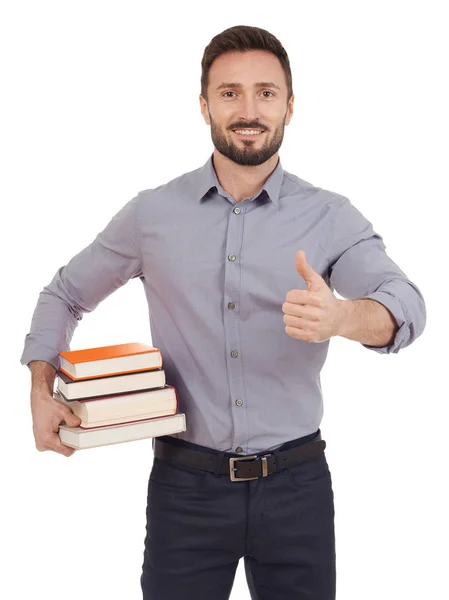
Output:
(141, 430), (336, 599)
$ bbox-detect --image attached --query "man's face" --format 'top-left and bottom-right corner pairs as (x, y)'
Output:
(200, 50), (294, 166)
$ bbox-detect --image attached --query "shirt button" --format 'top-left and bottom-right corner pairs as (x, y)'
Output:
(233, 207), (241, 214)
(228, 302), (235, 310)
(228, 254), (236, 261)
(230, 350), (238, 358)
(235, 446), (243, 453)
(235, 399), (243, 407)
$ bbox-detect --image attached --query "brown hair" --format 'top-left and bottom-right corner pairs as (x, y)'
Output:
(200, 25), (293, 103)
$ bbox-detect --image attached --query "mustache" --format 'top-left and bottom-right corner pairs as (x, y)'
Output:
(229, 123), (268, 131)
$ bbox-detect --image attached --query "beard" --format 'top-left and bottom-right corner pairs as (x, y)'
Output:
(209, 110), (287, 166)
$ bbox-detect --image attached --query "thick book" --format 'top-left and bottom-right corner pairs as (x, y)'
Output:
(58, 413), (186, 450)
(56, 368), (166, 400)
(53, 385), (178, 428)
(59, 342), (162, 380)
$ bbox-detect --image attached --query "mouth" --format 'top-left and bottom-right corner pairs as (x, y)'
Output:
(231, 128), (266, 140)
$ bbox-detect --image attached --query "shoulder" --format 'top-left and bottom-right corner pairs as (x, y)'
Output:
(282, 169), (351, 211)
(136, 164), (204, 203)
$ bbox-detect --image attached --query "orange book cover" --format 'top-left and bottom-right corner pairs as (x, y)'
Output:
(59, 342), (162, 381)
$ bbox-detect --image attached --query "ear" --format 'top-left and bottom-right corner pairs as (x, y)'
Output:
(199, 95), (211, 126)
(285, 94), (294, 126)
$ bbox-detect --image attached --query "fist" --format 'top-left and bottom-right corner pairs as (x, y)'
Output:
(282, 250), (342, 343)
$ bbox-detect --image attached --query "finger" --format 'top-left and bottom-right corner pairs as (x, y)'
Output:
(37, 431), (75, 457)
(286, 289), (323, 307)
(50, 416), (78, 456)
(284, 314), (318, 331)
(285, 325), (314, 342)
(47, 418), (77, 456)
(51, 411), (81, 433)
(61, 410), (82, 428)
(51, 432), (77, 457)
(283, 302), (321, 321)
(52, 394), (82, 426)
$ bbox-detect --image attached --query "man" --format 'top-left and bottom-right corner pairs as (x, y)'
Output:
(21, 25), (426, 600)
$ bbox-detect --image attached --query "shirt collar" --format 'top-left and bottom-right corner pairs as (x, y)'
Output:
(197, 153), (284, 207)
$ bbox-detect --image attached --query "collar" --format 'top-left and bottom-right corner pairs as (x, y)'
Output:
(197, 153), (284, 207)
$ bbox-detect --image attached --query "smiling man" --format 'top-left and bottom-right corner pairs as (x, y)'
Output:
(21, 25), (426, 600)
(201, 47), (293, 196)
(203, 51), (291, 171)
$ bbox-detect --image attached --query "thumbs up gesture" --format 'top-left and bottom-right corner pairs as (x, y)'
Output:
(282, 250), (343, 343)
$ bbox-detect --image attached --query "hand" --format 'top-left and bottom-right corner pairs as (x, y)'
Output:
(282, 250), (343, 343)
(30, 388), (82, 457)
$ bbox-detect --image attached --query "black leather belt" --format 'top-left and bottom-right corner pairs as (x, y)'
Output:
(154, 433), (326, 482)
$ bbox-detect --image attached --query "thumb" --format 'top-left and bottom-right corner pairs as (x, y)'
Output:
(295, 250), (323, 291)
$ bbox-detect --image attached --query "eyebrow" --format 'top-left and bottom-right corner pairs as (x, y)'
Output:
(216, 81), (281, 91)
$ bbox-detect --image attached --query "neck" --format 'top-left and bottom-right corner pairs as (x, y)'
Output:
(212, 150), (279, 202)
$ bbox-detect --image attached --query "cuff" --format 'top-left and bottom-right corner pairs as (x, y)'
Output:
(20, 342), (60, 371)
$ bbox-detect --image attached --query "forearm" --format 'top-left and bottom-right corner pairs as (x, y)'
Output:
(30, 360), (57, 393)
(335, 298), (399, 347)
(20, 285), (80, 371)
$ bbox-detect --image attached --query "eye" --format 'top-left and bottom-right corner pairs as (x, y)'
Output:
(221, 90), (276, 98)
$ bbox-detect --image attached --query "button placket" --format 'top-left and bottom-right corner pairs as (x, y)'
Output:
(224, 202), (248, 454)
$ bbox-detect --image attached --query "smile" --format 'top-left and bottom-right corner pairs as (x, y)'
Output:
(232, 129), (265, 138)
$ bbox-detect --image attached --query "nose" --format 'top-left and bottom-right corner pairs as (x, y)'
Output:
(237, 94), (260, 124)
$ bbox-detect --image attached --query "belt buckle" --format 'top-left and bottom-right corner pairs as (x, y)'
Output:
(229, 454), (270, 482)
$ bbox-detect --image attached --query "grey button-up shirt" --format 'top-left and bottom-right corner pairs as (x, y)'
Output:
(20, 154), (426, 454)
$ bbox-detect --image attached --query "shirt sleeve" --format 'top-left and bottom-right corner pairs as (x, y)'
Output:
(325, 194), (426, 354)
(20, 194), (143, 371)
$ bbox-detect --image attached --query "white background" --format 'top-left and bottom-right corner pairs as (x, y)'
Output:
(1, 1), (448, 598)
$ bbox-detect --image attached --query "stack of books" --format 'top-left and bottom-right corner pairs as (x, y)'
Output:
(55, 342), (186, 450)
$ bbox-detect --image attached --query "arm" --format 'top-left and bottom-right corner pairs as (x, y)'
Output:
(20, 193), (143, 371)
(336, 298), (398, 347)
(326, 194), (426, 354)
(30, 360), (57, 394)
(21, 194), (144, 456)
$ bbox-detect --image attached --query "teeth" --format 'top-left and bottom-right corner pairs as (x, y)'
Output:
(234, 129), (262, 135)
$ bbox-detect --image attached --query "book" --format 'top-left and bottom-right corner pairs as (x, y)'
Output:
(56, 368), (166, 401)
(53, 385), (178, 428)
(59, 342), (162, 380)
(58, 413), (186, 450)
